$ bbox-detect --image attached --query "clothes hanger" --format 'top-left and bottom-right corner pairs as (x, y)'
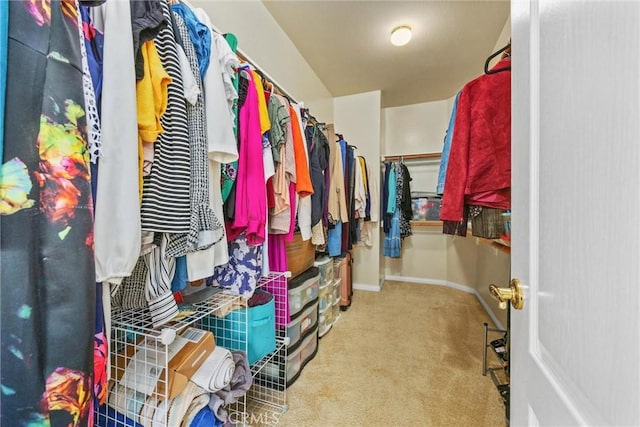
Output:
(484, 42), (511, 75)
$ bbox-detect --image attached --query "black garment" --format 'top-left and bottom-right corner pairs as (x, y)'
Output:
(2, 2), (95, 424)
(306, 124), (328, 227)
(224, 71), (250, 221)
(443, 205), (469, 236)
(346, 145), (357, 249)
(130, 0), (167, 80)
(399, 163), (413, 239)
(383, 162), (391, 233)
(360, 156), (371, 221)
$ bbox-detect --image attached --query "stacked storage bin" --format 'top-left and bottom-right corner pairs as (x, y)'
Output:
(260, 259), (321, 388)
(315, 257), (339, 337)
(283, 266), (320, 385)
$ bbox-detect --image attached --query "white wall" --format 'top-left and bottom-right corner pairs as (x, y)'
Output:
(384, 99), (451, 156)
(198, 0), (334, 123)
(333, 91), (382, 290)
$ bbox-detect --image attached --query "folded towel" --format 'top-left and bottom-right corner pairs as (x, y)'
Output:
(208, 350), (253, 424)
(191, 346), (235, 392)
(216, 350), (252, 404)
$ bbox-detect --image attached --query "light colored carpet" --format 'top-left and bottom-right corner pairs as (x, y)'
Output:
(276, 281), (507, 427)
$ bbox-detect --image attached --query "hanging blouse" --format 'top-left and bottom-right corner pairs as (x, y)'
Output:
(186, 7), (239, 282)
(437, 90), (461, 194)
(93, 0), (141, 288)
(130, 0), (166, 80)
(136, 40), (171, 200)
(166, 11), (222, 256)
(140, 0), (192, 233)
(226, 71), (267, 246)
(440, 59), (511, 222)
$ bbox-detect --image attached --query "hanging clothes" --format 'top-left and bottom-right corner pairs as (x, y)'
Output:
(186, 7), (239, 282)
(166, 10), (222, 256)
(220, 32), (240, 205)
(327, 138), (348, 256)
(226, 70), (267, 246)
(440, 58), (511, 222)
(437, 90), (461, 195)
(2, 1), (95, 424)
(305, 122), (329, 228)
(383, 166), (401, 258)
(130, 0), (166, 81)
(139, 0), (192, 233)
(92, 0), (141, 289)
(398, 162), (413, 239)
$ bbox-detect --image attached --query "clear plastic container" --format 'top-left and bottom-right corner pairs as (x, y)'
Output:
(313, 257), (334, 286)
(288, 273), (320, 317)
(318, 279), (332, 311)
(286, 300), (318, 348)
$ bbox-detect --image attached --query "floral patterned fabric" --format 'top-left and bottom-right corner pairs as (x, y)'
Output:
(211, 232), (262, 297)
(1, 1), (96, 425)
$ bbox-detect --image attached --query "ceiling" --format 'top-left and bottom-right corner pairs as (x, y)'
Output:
(263, 0), (510, 107)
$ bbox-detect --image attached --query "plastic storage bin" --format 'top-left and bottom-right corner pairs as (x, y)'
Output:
(257, 324), (319, 389)
(286, 299), (318, 348)
(288, 267), (320, 317)
(286, 325), (319, 385)
(331, 298), (340, 323)
(331, 278), (341, 307)
(318, 303), (334, 337)
(313, 257), (334, 286)
(318, 279), (332, 311)
(209, 290), (276, 365)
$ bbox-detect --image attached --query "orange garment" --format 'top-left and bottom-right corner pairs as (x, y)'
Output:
(289, 106), (313, 197)
(136, 40), (171, 201)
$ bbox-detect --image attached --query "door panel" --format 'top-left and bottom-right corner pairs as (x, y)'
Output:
(511, 0), (640, 425)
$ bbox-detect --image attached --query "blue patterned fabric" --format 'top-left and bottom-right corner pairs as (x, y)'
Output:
(211, 232), (262, 297)
(437, 90), (461, 194)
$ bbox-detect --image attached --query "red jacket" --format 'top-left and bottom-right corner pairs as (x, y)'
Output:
(440, 59), (511, 222)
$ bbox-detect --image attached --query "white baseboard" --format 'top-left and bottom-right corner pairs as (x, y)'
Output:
(353, 282), (382, 292)
(382, 275), (504, 330)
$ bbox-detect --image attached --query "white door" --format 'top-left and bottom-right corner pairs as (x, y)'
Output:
(510, 0), (640, 425)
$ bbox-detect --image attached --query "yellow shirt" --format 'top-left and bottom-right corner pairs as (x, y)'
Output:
(136, 40), (171, 201)
(251, 70), (271, 134)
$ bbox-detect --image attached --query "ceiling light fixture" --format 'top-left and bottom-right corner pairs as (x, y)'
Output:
(390, 26), (412, 46)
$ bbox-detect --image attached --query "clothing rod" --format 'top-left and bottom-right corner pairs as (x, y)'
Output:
(236, 51), (299, 104)
(205, 20), (299, 103)
(381, 152), (441, 162)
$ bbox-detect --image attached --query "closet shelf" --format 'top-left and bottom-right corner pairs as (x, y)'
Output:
(111, 291), (239, 336)
(111, 272), (289, 337)
(381, 152), (441, 162)
(410, 220), (443, 227)
(251, 335), (288, 377)
(471, 233), (511, 254)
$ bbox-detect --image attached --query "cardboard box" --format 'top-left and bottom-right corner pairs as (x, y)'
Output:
(112, 328), (215, 399)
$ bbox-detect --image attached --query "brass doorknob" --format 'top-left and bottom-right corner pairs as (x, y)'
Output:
(489, 278), (524, 310)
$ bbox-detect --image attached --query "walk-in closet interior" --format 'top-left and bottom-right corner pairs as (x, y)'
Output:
(2, 0), (536, 425)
